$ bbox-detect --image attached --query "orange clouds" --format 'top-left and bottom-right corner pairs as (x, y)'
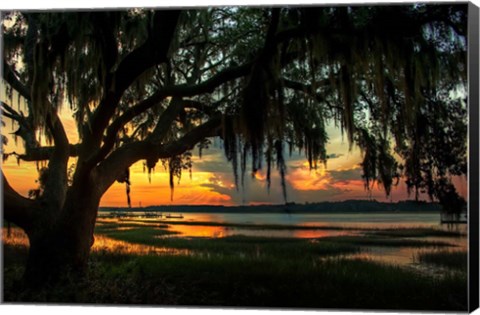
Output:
(286, 161), (362, 192)
(1, 96), (469, 207)
(101, 167), (234, 207)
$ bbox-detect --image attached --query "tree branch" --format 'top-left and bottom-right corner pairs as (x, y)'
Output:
(161, 61), (254, 97)
(148, 97), (185, 143)
(2, 170), (38, 232)
(91, 61), (253, 165)
(6, 144), (80, 162)
(88, 93), (168, 166)
(157, 116), (222, 158)
(3, 60), (71, 209)
(86, 10), (181, 152)
(182, 99), (218, 116)
(3, 60), (31, 101)
(95, 115), (222, 195)
(4, 56), (71, 183)
(282, 78), (343, 111)
(1, 100), (40, 154)
(1, 101), (23, 120)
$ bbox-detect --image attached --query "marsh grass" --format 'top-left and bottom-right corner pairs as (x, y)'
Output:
(92, 235), (190, 256)
(318, 235), (454, 247)
(2, 222), (468, 310)
(368, 228), (465, 238)
(2, 242), (467, 310)
(415, 250), (468, 270)
(95, 225), (361, 258)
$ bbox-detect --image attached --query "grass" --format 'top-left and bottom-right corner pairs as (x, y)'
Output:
(95, 224), (361, 258)
(2, 243), (467, 310)
(415, 250), (468, 270)
(124, 219), (466, 236)
(368, 228), (465, 238)
(2, 220), (469, 310)
(318, 235), (454, 247)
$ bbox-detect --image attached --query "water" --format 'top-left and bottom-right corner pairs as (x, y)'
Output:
(99, 211), (464, 238)
(165, 224), (355, 239)
(175, 212), (443, 228)
(99, 211), (467, 270)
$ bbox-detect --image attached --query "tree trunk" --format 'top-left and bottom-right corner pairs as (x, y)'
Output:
(24, 183), (101, 285)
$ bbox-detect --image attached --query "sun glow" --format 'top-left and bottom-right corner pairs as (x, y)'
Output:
(92, 234), (190, 256)
(1, 98), (467, 206)
(102, 168), (234, 207)
(1, 227), (189, 256)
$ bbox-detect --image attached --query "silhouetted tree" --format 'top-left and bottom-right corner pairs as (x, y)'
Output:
(1, 5), (468, 283)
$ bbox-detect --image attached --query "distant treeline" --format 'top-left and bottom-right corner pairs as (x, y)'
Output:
(100, 200), (441, 214)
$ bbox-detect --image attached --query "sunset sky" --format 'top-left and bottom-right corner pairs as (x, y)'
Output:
(1, 102), (468, 207)
(0, 6), (469, 209)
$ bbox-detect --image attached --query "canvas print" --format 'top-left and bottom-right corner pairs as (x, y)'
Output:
(1, 3), (477, 312)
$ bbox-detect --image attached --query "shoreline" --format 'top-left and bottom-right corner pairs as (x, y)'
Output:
(99, 200), (443, 214)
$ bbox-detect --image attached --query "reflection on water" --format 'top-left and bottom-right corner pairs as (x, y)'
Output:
(4, 211), (469, 273)
(293, 229), (355, 238)
(96, 212), (467, 271)
(338, 246), (468, 278)
(341, 246), (441, 266)
(172, 212), (443, 228)
(140, 213), (468, 270)
(98, 218), (169, 228)
(157, 212), (466, 238)
(163, 225), (229, 238)
(167, 224), (353, 239)
(338, 247), (419, 266)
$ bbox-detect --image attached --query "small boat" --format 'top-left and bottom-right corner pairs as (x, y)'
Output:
(165, 213), (184, 219)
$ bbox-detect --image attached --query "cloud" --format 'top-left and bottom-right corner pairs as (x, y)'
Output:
(286, 152), (344, 170)
(293, 184), (346, 201)
(191, 147), (242, 175)
(198, 171), (298, 205)
(328, 167), (363, 182)
(327, 153), (344, 159)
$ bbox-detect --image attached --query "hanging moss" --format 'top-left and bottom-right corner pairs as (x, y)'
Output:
(222, 115), (240, 189)
(2, 6), (467, 208)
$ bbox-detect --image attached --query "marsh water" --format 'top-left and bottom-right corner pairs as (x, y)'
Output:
(169, 211), (444, 228)
(98, 211), (467, 269)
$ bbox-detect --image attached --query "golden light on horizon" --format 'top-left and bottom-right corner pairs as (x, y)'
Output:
(286, 162), (361, 192)
(168, 225), (229, 238)
(91, 234), (190, 256)
(102, 167), (235, 207)
(254, 171), (267, 181)
(1, 100), (467, 206)
(0, 86), (420, 206)
(1, 227), (190, 256)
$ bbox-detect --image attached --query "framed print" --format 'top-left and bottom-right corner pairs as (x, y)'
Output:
(1, 1), (479, 313)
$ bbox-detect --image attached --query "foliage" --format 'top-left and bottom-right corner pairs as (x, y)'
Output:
(1, 5), (468, 211)
(416, 250), (467, 270)
(3, 234), (467, 309)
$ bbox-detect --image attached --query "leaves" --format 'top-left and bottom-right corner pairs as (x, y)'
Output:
(2, 5), (468, 208)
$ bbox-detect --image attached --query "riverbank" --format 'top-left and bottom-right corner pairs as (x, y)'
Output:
(2, 218), (468, 310)
(100, 200), (442, 214)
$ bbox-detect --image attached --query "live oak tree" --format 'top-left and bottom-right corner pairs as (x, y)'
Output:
(1, 5), (468, 283)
